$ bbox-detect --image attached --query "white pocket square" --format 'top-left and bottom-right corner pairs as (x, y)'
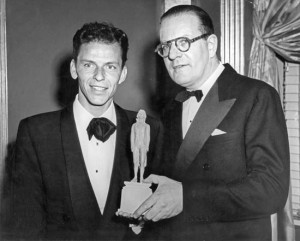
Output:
(211, 128), (226, 136)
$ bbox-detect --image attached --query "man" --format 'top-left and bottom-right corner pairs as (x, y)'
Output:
(132, 5), (290, 241)
(131, 109), (150, 182)
(11, 22), (162, 240)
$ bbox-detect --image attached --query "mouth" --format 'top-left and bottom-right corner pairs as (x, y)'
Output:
(91, 85), (107, 91)
(173, 64), (187, 71)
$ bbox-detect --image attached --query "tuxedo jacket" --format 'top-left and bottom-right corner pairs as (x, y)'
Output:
(161, 64), (290, 241)
(11, 103), (162, 240)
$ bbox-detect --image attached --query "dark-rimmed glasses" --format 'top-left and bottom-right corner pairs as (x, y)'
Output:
(155, 33), (210, 58)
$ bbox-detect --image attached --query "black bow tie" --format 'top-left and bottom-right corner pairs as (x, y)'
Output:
(175, 90), (203, 102)
(87, 118), (116, 142)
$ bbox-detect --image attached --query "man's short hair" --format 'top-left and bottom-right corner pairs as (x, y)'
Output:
(72, 22), (128, 67)
(161, 5), (214, 36)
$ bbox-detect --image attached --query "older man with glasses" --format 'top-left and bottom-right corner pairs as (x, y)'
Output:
(130, 4), (290, 241)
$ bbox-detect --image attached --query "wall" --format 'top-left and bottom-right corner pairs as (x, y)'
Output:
(7, 0), (161, 143)
(193, 0), (221, 57)
(195, 0), (253, 75)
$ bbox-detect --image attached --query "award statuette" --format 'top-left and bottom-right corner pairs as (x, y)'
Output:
(118, 109), (152, 214)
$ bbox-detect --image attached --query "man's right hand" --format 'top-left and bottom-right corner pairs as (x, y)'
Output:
(133, 174), (183, 222)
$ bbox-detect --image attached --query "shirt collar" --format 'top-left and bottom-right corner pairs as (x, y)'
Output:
(73, 95), (117, 129)
(196, 62), (224, 97)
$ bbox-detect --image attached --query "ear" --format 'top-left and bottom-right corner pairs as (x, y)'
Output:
(70, 59), (78, 79)
(118, 65), (127, 84)
(207, 34), (218, 58)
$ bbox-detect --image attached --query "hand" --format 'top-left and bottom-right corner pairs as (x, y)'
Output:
(133, 174), (183, 222)
(116, 210), (145, 235)
(115, 210), (134, 219)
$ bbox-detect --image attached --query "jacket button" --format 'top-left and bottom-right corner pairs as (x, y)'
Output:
(203, 163), (210, 170)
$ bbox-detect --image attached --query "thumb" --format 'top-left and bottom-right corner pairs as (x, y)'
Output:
(143, 174), (162, 184)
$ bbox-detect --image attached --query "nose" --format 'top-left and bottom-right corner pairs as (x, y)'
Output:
(94, 67), (105, 81)
(168, 42), (182, 60)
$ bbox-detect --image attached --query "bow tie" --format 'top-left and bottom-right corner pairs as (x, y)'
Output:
(175, 90), (203, 102)
(87, 117), (116, 142)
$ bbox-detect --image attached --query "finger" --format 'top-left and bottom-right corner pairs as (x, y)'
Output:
(145, 207), (165, 222)
(133, 202), (152, 219)
(148, 202), (175, 222)
(143, 174), (161, 184)
(142, 203), (162, 221)
(133, 195), (156, 218)
(116, 210), (133, 218)
(151, 211), (166, 222)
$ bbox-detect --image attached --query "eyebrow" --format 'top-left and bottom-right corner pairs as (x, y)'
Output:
(161, 36), (185, 45)
(105, 61), (121, 67)
(78, 59), (94, 63)
(161, 35), (191, 44)
(79, 59), (121, 66)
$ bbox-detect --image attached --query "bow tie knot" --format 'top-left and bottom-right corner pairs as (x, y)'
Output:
(175, 90), (203, 102)
(87, 117), (116, 142)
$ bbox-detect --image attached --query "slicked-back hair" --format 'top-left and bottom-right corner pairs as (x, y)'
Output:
(72, 22), (128, 67)
(161, 5), (214, 36)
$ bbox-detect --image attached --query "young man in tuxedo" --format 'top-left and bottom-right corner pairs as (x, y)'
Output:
(11, 22), (162, 240)
(132, 5), (290, 241)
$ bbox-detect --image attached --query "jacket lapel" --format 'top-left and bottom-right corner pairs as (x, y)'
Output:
(102, 104), (133, 221)
(61, 106), (102, 229)
(173, 77), (236, 180)
(162, 101), (183, 177)
(169, 101), (184, 152)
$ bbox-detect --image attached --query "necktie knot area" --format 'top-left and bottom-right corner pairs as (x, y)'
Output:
(175, 90), (203, 102)
(87, 117), (116, 142)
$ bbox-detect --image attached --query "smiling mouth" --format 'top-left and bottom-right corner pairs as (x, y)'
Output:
(91, 86), (107, 91)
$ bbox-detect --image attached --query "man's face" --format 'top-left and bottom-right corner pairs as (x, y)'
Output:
(70, 42), (127, 115)
(160, 13), (213, 90)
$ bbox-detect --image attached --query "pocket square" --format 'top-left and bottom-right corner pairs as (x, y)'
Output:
(211, 128), (226, 136)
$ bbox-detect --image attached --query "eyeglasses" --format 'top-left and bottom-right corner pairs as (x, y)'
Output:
(155, 33), (210, 58)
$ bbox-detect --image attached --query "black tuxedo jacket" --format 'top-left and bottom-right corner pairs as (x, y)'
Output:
(160, 64), (290, 241)
(11, 104), (162, 240)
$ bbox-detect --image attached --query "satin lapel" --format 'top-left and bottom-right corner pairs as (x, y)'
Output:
(61, 106), (102, 229)
(168, 101), (184, 152)
(173, 82), (236, 179)
(102, 105), (132, 221)
(162, 101), (183, 177)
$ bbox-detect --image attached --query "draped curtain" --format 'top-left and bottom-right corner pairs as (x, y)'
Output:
(248, 0), (300, 240)
(248, 0), (300, 94)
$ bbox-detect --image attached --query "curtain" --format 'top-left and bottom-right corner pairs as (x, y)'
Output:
(248, 0), (300, 241)
(248, 0), (300, 94)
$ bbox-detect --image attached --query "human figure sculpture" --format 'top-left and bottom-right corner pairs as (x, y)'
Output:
(131, 109), (150, 182)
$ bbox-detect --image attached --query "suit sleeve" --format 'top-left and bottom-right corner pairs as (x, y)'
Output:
(11, 119), (46, 238)
(183, 86), (290, 222)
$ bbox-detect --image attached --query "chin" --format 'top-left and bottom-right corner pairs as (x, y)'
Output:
(88, 98), (107, 107)
(174, 78), (190, 87)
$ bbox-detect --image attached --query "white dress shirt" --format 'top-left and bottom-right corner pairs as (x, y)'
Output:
(182, 63), (225, 138)
(73, 95), (116, 214)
